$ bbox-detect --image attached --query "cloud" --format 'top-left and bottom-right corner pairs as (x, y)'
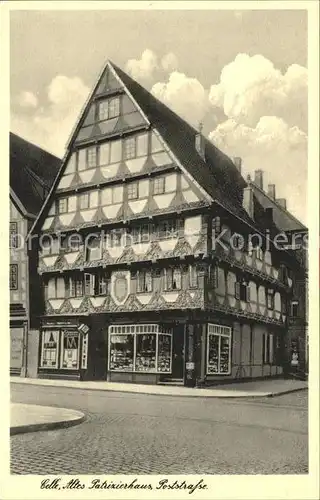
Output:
(209, 116), (307, 222)
(17, 91), (38, 108)
(11, 75), (90, 156)
(161, 52), (179, 72)
(125, 49), (158, 82)
(209, 53), (308, 131)
(151, 71), (207, 126)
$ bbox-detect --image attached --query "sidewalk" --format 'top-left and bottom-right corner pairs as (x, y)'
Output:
(10, 403), (85, 435)
(11, 377), (308, 399)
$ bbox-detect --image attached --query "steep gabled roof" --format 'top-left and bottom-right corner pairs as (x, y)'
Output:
(111, 62), (256, 228)
(250, 181), (307, 232)
(10, 132), (61, 216)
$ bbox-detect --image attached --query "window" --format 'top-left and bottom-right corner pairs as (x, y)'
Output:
(263, 333), (274, 364)
(68, 276), (83, 298)
(108, 324), (172, 373)
(9, 222), (18, 249)
(153, 177), (165, 195)
(98, 97), (120, 121)
(65, 233), (82, 252)
(207, 324), (232, 375)
(127, 182), (138, 200)
(131, 224), (150, 244)
(79, 193), (89, 209)
(57, 198), (68, 214)
(267, 289), (275, 310)
(189, 265), (198, 288)
(41, 330), (59, 368)
(208, 265), (218, 288)
(164, 268), (182, 291)
(60, 331), (80, 369)
(10, 264), (18, 290)
(84, 273), (95, 296)
(46, 277), (65, 299)
(137, 270), (153, 293)
(86, 236), (102, 261)
(101, 186), (123, 205)
(235, 281), (250, 302)
(279, 264), (288, 284)
(107, 229), (123, 248)
(124, 137), (136, 160)
(291, 300), (299, 317)
(157, 220), (179, 239)
(96, 272), (108, 296)
(87, 147), (97, 168)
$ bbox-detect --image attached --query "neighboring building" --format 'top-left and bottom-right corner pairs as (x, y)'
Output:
(248, 176), (308, 377)
(29, 61), (308, 385)
(10, 133), (61, 376)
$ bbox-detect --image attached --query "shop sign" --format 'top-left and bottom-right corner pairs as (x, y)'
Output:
(10, 327), (23, 369)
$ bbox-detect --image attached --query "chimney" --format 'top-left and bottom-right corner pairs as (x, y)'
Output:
(276, 198), (287, 210)
(254, 170), (264, 189)
(243, 184), (254, 219)
(233, 157), (242, 173)
(195, 122), (205, 161)
(267, 184), (276, 200)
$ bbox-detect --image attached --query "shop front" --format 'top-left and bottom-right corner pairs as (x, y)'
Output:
(37, 316), (238, 385)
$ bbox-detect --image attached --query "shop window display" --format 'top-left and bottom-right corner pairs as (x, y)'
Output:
(207, 324), (232, 375)
(61, 332), (80, 369)
(108, 324), (172, 373)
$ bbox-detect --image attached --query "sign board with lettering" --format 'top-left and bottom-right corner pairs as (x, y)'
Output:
(10, 327), (23, 370)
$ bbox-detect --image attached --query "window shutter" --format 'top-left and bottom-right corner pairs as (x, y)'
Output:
(84, 273), (94, 295)
(246, 285), (251, 302)
(262, 334), (266, 364)
(173, 268), (182, 290)
(146, 271), (153, 292)
(235, 282), (240, 299)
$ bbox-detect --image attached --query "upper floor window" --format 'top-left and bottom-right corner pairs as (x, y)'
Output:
(86, 236), (102, 261)
(69, 275), (83, 298)
(98, 97), (120, 121)
(131, 224), (150, 244)
(9, 222), (18, 249)
(10, 264), (18, 290)
(164, 268), (182, 291)
(153, 177), (165, 195)
(137, 270), (153, 293)
(290, 300), (299, 317)
(124, 133), (148, 160)
(208, 265), (218, 288)
(101, 185), (123, 205)
(189, 265), (198, 288)
(87, 147), (97, 168)
(106, 229), (123, 248)
(255, 247), (264, 260)
(235, 281), (250, 302)
(46, 276), (65, 299)
(64, 233), (82, 252)
(157, 220), (180, 239)
(127, 182), (138, 200)
(79, 193), (89, 210)
(57, 198), (68, 214)
(124, 137), (136, 160)
(267, 289), (275, 310)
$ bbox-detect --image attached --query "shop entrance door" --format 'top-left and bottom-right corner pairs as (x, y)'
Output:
(171, 325), (185, 379)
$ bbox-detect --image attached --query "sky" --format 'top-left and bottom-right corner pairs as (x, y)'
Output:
(10, 8), (308, 223)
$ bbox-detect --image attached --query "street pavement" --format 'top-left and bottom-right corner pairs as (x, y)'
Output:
(10, 383), (308, 475)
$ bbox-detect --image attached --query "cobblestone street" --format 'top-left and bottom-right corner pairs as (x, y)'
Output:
(10, 383), (308, 475)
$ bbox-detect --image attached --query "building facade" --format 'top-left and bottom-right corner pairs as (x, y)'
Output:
(29, 61), (308, 386)
(10, 133), (61, 376)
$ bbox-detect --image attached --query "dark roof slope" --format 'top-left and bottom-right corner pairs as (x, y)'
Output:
(251, 183), (307, 232)
(10, 133), (61, 216)
(112, 63), (256, 228)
